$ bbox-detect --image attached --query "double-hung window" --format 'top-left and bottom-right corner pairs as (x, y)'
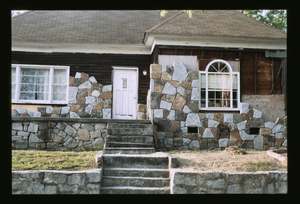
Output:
(199, 59), (240, 110)
(11, 64), (69, 104)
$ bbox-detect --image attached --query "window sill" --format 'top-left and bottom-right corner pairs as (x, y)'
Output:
(199, 108), (241, 112)
(12, 102), (68, 106)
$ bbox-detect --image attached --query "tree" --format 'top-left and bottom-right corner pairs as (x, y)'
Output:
(240, 10), (287, 32)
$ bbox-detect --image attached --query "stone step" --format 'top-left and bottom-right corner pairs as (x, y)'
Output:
(103, 168), (169, 178)
(100, 186), (170, 194)
(107, 123), (153, 129)
(103, 154), (169, 169)
(106, 136), (154, 144)
(105, 142), (154, 148)
(104, 147), (155, 154)
(107, 128), (153, 136)
(101, 176), (170, 187)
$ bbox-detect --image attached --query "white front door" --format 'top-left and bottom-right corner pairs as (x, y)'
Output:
(113, 68), (138, 119)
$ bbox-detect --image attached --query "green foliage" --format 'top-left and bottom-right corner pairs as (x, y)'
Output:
(240, 10), (287, 32)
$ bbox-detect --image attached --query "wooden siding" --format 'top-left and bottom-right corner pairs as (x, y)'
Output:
(158, 46), (283, 95)
(11, 51), (151, 104)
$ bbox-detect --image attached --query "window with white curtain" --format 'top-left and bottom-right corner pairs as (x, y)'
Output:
(11, 64), (69, 104)
(199, 59), (240, 110)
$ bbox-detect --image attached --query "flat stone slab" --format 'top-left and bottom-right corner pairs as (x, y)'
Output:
(266, 149), (287, 166)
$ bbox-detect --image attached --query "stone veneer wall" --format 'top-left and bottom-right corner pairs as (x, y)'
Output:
(170, 170), (287, 194)
(12, 119), (107, 151)
(12, 72), (147, 120)
(12, 169), (102, 194)
(148, 63), (287, 151)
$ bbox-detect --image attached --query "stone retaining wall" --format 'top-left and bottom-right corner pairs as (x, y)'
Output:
(12, 120), (107, 151)
(148, 63), (287, 151)
(170, 170), (287, 194)
(12, 169), (102, 194)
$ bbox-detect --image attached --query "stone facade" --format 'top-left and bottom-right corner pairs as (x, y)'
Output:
(148, 63), (287, 151)
(170, 170), (287, 194)
(12, 169), (102, 194)
(12, 120), (107, 151)
(12, 72), (112, 119)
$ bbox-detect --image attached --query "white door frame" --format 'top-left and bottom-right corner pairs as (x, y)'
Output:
(112, 66), (139, 119)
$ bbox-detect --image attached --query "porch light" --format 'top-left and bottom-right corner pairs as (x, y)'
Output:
(143, 70), (147, 76)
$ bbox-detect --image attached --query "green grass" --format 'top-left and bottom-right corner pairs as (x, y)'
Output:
(12, 150), (98, 171)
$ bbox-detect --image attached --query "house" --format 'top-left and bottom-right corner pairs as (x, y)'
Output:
(11, 10), (287, 151)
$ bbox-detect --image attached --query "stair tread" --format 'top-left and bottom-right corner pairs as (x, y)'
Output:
(103, 176), (169, 180)
(105, 147), (155, 149)
(101, 186), (170, 190)
(103, 167), (169, 171)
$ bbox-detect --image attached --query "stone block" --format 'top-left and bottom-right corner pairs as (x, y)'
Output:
(246, 118), (264, 128)
(219, 138), (229, 147)
(191, 88), (199, 100)
(77, 89), (89, 98)
(233, 113), (244, 123)
(169, 80), (180, 88)
(237, 120), (247, 131)
(174, 138), (183, 147)
(154, 84), (164, 93)
(173, 172), (197, 186)
(205, 113), (214, 119)
(35, 142), (46, 149)
(207, 138), (219, 149)
(239, 130), (256, 140)
(272, 124), (285, 133)
(202, 128), (214, 138)
(14, 140), (28, 149)
(265, 121), (275, 129)
(213, 113), (223, 122)
(103, 108), (111, 119)
(103, 99), (112, 108)
(186, 100), (198, 112)
(92, 90), (100, 97)
(165, 132), (173, 138)
(282, 139), (287, 147)
(180, 81), (192, 90)
(186, 113), (201, 127)
(160, 100), (172, 111)
(183, 105), (191, 114)
(229, 128), (242, 147)
(137, 104), (146, 112)
(161, 94), (175, 103)
(172, 120), (181, 132)
(93, 103), (103, 110)
(191, 79), (199, 88)
(175, 111), (187, 121)
(150, 92), (162, 109)
(172, 94), (187, 111)
(162, 82), (177, 95)
(46, 107), (54, 114)
(172, 60), (188, 83)
(275, 117), (284, 125)
(47, 142), (59, 149)
(189, 140), (200, 150)
(78, 128), (90, 141)
(92, 83), (103, 92)
(156, 120), (172, 132)
(167, 110), (175, 120)
(154, 109), (163, 118)
(182, 138), (191, 146)
(177, 86), (186, 96)
(150, 64), (162, 79)
(253, 108), (262, 118)
(12, 109), (19, 117)
(70, 111), (80, 118)
(53, 134), (62, 143)
(69, 76), (75, 86)
(240, 102), (249, 114)
(78, 80), (92, 89)
(217, 123), (230, 139)
(102, 85), (112, 92)
(259, 128), (271, 135)
(161, 72), (171, 81)
(28, 123), (39, 133)
(275, 132), (283, 138)
(253, 135), (264, 150)
(275, 138), (284, 147)
(61, 107), (70, 115)
(75, 72), (81, 78)
(64, 125), (77, 137)
(164, 138), (173, 148)
(85, 96), (97, 105)
(247, 109), (253, 119)
(12, 122), (23, 131)
(208, 119), (219, 128)
(63, 137), (78, 149)
(17, 107), (26, 114)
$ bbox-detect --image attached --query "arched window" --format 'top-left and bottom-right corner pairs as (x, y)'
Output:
(199, 59), (240, 110)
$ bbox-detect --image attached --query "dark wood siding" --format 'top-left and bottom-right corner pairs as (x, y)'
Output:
(155, 46), (283, 95)
(11, 51), (151, 104)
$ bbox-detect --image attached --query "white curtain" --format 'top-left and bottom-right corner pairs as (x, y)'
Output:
(53, 69), (67, 101)
(208, 74), (230, 90)
(20, 68), (49, 100)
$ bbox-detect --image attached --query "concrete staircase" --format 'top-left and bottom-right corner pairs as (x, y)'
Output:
(100, 153), (170, 194)
(105, 122), (155, 154)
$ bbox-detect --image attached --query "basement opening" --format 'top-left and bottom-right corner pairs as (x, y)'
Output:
(249, 128), (260, 134)
(188, 127), (198, 133)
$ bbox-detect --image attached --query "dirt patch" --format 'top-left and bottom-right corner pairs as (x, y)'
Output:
(169, 148), (287, 172)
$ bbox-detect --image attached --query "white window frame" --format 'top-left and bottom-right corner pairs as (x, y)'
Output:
(11, 64), (70, 104)
(199, 59), (240, 111)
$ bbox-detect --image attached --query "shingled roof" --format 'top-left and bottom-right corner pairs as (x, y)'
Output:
(12, 10), (286, 53)
(145, 10), (286, 39)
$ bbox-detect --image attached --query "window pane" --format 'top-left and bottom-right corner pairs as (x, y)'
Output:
(53, 69), (67, 85)
(12, 67), (16, 83)
(208, 74), (230, 90)
(232, 74), (238, 89)
(19, 68), (49, 101)
(53, 85), (66, 101)
(200, 90), (206, 107)
(208, 91), (230, 107)
(233, 100), (238, 108)
(200, 74), (206, 88)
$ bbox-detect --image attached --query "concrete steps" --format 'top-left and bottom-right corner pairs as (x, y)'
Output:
(100, 153), (170, 194)
(105, 122), (155, 154)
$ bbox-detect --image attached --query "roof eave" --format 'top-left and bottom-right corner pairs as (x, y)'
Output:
(145, 34), (287, 52)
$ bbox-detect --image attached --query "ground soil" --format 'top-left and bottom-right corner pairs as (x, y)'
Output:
(169, 147), (287, 172)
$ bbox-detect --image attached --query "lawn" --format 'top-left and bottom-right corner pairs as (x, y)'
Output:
(12, 150), (98, 171)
